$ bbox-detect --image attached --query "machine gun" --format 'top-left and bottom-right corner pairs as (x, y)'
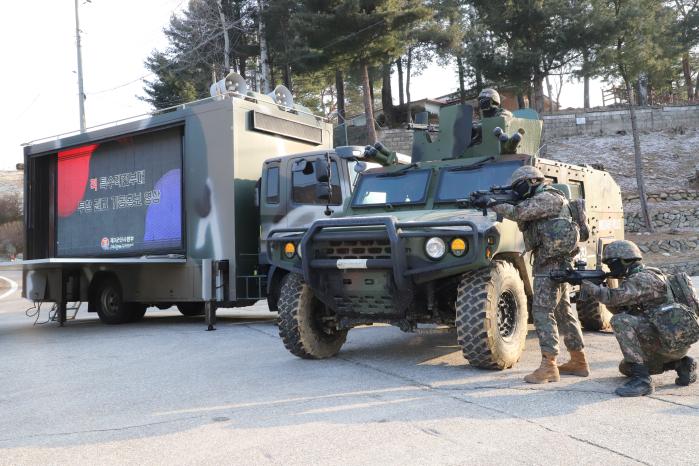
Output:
(461, 185), (518, 215)
(543, 261), (609, 286)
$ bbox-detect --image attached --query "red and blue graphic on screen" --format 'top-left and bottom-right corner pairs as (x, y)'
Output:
(56, 128), (183, 257)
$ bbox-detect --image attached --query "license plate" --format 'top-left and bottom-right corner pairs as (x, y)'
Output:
(336, 259), (368, 270)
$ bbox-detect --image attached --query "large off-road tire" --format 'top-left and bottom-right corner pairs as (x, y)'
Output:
(456, 261), (529, 369)
(95, 277), (139, 325)
(177, 302), (206, 316)
(576, 299), (612, 331)
(277, 273), (347, 359)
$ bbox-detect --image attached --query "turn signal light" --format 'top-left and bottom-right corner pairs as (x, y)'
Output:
(450, 238), (467, 257)
(284, 242), (296, 259)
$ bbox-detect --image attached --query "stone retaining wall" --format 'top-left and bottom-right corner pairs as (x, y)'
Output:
(636, 237), (699, 254)
(341, 105), (699, 150)
(623, 190), (699, 202)
(625, 208), (699, 232)
(653, 261), (699, 276)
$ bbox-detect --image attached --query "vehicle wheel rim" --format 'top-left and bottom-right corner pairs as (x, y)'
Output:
(102, 289), (120, 315)
(497, 290), (517, 339)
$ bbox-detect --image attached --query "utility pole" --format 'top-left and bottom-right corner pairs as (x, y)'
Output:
(74, 0), (87, 133)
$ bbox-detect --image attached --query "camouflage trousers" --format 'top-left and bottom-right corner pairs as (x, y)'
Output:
(532, 258), (585, 356)
(610, 313), (689, 366)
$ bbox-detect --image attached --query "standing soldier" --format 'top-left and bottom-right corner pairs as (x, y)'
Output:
(474, 165), (589, 383)
(580, 240), (697, 397)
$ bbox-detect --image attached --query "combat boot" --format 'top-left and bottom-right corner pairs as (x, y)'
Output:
(557, 350), (590, 377)
(619, 360), (667, 377)
(615, 363), (654, 397)
(675, 356), (697, 386)
(524, 352), (560, 384)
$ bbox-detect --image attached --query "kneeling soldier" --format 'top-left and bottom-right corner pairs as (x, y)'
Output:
(581, 240), (698, 397)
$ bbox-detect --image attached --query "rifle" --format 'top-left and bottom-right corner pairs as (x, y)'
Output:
(542, 261), (609, 286)
(460, 185), (518, 215)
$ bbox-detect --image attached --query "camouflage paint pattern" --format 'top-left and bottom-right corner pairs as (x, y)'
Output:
(493, 186), (584, 356)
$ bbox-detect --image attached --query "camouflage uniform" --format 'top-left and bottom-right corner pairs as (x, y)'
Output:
(492, 186), (585, 357)
(586, 265), (689, 368)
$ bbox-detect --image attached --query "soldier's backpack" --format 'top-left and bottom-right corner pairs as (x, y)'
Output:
(536, 187), (580, 260)
(666, 272), (699, 316)
(645, 268), (699, 352)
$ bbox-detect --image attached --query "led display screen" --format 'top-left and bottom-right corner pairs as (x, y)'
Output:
(56, 127), (183, 257)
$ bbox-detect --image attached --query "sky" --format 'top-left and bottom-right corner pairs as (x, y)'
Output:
(1, 0), (605, 170)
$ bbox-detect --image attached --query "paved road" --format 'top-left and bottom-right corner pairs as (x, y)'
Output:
(1, 274), (698, 465)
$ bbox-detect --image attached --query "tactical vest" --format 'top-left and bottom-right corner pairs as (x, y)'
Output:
(521, 186), (580, 260)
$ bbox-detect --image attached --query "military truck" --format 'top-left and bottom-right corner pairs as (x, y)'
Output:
(267, 104), (624, 369)
(6, 70), (408, 328)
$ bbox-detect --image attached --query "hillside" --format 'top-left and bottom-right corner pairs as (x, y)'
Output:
(0, 171), (22, 197)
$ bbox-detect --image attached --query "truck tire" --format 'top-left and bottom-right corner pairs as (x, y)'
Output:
(576, 299), (612, 331)
(277, 273), (347, 359)
(128, 304), (147, 323)
(95, 277), (135, 325)
(177, 303), (206, 316)
(456, 261), (528, 370)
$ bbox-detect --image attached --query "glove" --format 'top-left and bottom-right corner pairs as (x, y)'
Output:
(471, 195), (497, 209)
(578, 280), (600, 302)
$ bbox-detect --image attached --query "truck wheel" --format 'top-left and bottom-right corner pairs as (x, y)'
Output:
(177, 303), (206, 316)
(456, 261), (528, 370)
(576, 300), (612, 331)
(277, 273), (347, 359)
(95, 277), (132, 325)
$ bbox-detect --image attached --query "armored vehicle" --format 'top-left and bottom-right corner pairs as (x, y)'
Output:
(267, 104), (624, 369)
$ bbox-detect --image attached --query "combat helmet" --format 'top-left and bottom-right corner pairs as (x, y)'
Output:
(603, 240), (643, 262)
(510, 165), (544, 186)
(478, 88), (501, 106)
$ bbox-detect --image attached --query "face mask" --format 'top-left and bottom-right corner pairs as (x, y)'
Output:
(512, 180), (530, 198)
(479, 97), (492, 111)
(605, 259), (628, 278)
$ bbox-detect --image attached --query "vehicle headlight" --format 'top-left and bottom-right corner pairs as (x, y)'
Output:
(283, 242), (296, 259)
(425, 237), (446, 260)
(450, 238), (467, 257)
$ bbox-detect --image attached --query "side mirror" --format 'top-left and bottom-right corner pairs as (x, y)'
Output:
(315, 183), (331, 201)
(314, 157), (330, 182)
(353, 161), (367, 173)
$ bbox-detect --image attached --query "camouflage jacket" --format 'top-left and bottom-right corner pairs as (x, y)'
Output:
(491, 185), (572, 263)
(590, 265), (667, 315)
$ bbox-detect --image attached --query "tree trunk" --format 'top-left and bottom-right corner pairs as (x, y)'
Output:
(475, 66), (483, 90)
(533, 75), (545, 114)
(406, 47), (412, 123)
(545, 75), (553, 112)
(624, 78), (653, 232)
(683, 52), (693, 101)
(517, 94), (525, 109)
(381, 63), (395, 127)
(361, 61), (377, 144)
(335, 69), (345, 123)
(216, 0), (230, 72)
(457, 56), (466, 104)
(257, 0), (271, 93)
(369, 67), (375, 109)
(283, 63), (292, 92)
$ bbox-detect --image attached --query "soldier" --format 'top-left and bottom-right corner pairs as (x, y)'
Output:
(471, 89), (513, 145)
(477, 88), (513, 119)
(580, 240), (697, 397)
(475, 165), (589, 383)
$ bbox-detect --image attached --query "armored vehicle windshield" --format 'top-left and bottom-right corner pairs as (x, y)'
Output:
(436, 160), (523, 202)
(352, 169), (431, 207)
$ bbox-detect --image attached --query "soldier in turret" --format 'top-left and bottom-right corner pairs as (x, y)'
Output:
(580, 240), (697, 397)
(472, 88), (512, 145)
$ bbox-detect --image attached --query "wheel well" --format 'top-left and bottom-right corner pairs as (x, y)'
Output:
(268, 267), (288, 296)
(492, 253), (532, 299)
